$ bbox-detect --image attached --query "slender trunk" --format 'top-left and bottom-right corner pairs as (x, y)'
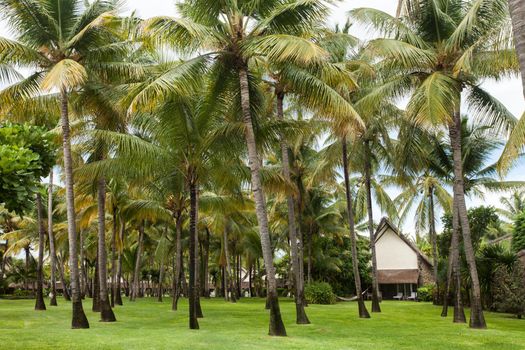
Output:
(307, 226), (312, 285)
(0, 240), (5, 295)
(448, 110), (486, 329)
(115, 243), (123, 306)
(111, 208), (118, 307)
(248, 263), (253, 297)
(276, 91), (309, 324)
(295, 180), (307, 306)
(238, 65), (286, 336)
(509, 0), (525, 97)
(428, 186), (440, 305)
(60, 89), (89, 328)
(158, 254), (164, 302)
(57, 255), (71, 301)
(172, 210), (183, 311)
(97, 178), (116, 321)
(24, 246), (29, 292)
(451, 203), (466, 323)
(188, 177), (199, 329)
(364, 140), (381, 313)
(203, 228), (210, 297)
(194, 188), (203, 318)
(131, 223), (144, 302)
(48, 169), (57, 306)
(79, 230), (86, 298)
(223, 224), (235, 303)
(35, 193), (46, 311)
(441, 231), (454, 317)
(92, 251), (100, 311)
(343, 137), (370, 318)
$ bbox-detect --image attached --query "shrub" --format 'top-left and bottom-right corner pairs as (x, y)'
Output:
(492, 262), (525, 319)
(512, 213), (525, 253)
(304, 282), (336, 305)
(417, 285), (434, 302)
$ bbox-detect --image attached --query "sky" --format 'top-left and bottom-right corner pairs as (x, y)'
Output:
(1, 0), (524, 236)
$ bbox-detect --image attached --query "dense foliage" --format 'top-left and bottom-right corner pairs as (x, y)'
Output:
(304, 282), (336, 305)
(512, 212), (525, 252)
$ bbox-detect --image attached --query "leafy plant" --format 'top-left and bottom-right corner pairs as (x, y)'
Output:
(417, 285), (435, 302)
(304, 282), (336, 305)
(512, 212), (525, 253)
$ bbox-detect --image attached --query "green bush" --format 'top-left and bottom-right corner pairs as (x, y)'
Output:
(305, 282), (336, 305)
(417, 285), (434, 302)
(512, 213), (525, 253)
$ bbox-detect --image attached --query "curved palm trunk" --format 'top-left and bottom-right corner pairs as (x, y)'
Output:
(35, 193), (46, 311)
(97, 178), (116, 322)
(364, 140), (381, 313)
(115, 248), (123, 305)
(509, 0), (525, 96)
(60, 89), (89, 328)
(276, 92), (309, 324)
(188, 176), (199, 329)
(130, 223), (144, 302)
(238, 65), (286, 336)
(343, 137), (371, 318)
(172, 210), (183, 311)
(79, 230), (86, 299)
(48, 169), (57, 306)
(448, 110), (486, 329)
(428, 186), (439, 305)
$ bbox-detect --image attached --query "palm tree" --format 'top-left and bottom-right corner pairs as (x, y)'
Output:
(0, 0), (142, 328)
(509, 0), (525, 96)
(351, 0), (519, 328)
(143, 0), (359, 335)
(498, 191), (525, 221)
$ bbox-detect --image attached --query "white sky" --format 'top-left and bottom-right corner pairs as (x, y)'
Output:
(1, 0), (524, 235)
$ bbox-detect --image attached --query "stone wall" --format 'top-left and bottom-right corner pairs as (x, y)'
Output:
(418, 257), (435, 287)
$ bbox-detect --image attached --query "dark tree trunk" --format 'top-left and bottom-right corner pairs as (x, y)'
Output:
(60, 89), (89, 328)
(79, 230), (86, 299)
(428, 186), (439, 305)
(35, 194), (46, 311)
(342, 137), (370, 318)
(111, 208), (118, 307)
(449, 110), (486, 329)
(275, 91), (309, 323)
(47, 169), (57, 306)
(24, 246), (30, 292)
(158, 255), (165, 302)
(188, 176), (199, 329)
(451, 204), (466, 323)
(238, 65), (286, 336)
(203, 228), (210, 297)
(441, 231), (454, 317)
(223, 225), (235, 303)
(97, 178), (116, 322)
(194, 189), (203, 318)
(172, 210), (183, 311)
(364, 140), (381, 313)
(92, 252), (100, 312)
(307, 226), (312, 285)
(115, 246), (123, 306)
(130, 223), (144, 301)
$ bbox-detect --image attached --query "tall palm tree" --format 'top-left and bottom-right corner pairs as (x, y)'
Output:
(509, 0), (525, 96)
(0, 0), (141, 328)
(143, 0), (361, 336)
(351, 0), (518, 328)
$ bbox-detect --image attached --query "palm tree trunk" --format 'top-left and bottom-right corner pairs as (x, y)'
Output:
(172, 210), (183, 311)
(276, 91), (309, 324)
(441, 226), (454, 317)
(450, 203), (466, 323)
(92, 250), (100, 311)
(158, 254), (164, 302)
(131, 222), (144, 302)
(194, 188), (203, 318)
(35, 193), (46, 311)
(188, 176), (199, 329)
(364, 140), (381, 313)
(203, 228), (210, 297)
(111, 208), (118, 307)
(48, 169), (57, 306)
(115, 243), (123, 306)
(59, 89), (89, 328)
(342, 137), (370, 318)
(428, 186), (439, 305)
(448, 109), (486, 328)
(307, 226), (312, 285)
(97, 178), (116, 322)
(223, 225), (236, 303)
(295, 180), (307, 306)
(238, 65), (286, 336)
(509, 0), (525, 97)
(24, 245), (29, 292)
(57, 255), (71, 301)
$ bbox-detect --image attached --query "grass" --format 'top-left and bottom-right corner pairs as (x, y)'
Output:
(0, 297), (524, 350)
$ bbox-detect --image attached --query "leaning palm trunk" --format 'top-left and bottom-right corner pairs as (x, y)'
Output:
(428, 186), (439, 305)
(449, 109), (486, 328)
(450, 203), (466, 323)
(60, 89), (89, 328)
(48, 169), (57, 306)
(364, 140), (381, 313)
(276, 92), (309, 324)
(238, 65), (286, 336)
(97, 178), (116, 322)
(342, 137), (370, 318)
(509, 0), (525, 96)
(188, 176), (199, 329)
(35, 193), (46, 311)
(172, 210), (183, 311)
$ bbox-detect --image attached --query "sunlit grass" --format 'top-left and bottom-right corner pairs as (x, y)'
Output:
(0, 297), (524, 350)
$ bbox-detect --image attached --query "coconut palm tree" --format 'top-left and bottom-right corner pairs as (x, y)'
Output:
(0, 0), (143, 328)
(509, 0), (525, 95)
(351, 0), (519, 328)
(498, 191), (525, 221)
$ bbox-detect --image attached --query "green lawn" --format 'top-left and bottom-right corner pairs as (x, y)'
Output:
(0, 297), (524, 350)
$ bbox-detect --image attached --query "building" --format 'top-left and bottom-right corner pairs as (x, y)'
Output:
(374, 218), (434, 300)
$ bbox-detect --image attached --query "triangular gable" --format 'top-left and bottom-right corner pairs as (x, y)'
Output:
(375, 217), (433, 267)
